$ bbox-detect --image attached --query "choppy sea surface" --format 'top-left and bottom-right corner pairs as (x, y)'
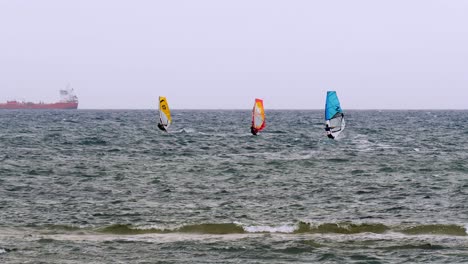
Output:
(0, 110), (467, 263)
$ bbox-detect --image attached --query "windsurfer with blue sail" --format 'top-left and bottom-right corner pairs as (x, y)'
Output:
(324, 91), (345, 139)
(325, 123), (335, 139)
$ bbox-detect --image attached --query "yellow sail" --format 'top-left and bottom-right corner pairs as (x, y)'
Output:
(159, 96), (171, 128)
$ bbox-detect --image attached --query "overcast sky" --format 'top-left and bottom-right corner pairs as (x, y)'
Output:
(0, 0), (467, 109)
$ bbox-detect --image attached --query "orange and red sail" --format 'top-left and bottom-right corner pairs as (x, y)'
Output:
(252, 98), (266, 132)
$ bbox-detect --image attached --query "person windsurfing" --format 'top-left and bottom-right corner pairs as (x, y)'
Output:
(325, 123), (334, 139)
(250, 98), (265, 136)
(250, 126), (258, 135)
(157, 122), (167, 132)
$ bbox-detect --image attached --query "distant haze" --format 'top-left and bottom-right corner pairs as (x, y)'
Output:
(0, 0), (467, 109)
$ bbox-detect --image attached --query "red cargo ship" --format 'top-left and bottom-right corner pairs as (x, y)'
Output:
(0, 89), (78, 109)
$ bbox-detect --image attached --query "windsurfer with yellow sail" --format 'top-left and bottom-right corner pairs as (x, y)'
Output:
(158, 96), (171, 132)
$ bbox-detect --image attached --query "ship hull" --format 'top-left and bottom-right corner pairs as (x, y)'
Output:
(0, 102), (78, 109)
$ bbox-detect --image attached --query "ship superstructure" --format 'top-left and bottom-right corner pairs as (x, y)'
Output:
(0, 88), (79, 109)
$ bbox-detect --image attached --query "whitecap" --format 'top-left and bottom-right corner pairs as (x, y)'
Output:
(242, 224), (296, 233)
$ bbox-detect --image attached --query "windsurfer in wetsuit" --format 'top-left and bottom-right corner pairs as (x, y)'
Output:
(325, 124), (334, 139)
(157, 123), (166, 132)
(250, 126), (258, 135)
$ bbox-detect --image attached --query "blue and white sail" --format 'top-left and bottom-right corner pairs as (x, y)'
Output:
(325, 91), (345, 139)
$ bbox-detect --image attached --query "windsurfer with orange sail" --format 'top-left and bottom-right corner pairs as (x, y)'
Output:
(250, 98), (266, 135)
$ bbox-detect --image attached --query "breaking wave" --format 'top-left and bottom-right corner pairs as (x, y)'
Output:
(98, 223), (244, 235)
(77, 222), (468, 236)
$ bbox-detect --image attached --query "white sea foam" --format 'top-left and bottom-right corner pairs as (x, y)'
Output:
(0, 248), (6, 254)
(134, 224), (197, 231)
(242, 224), (297, 233)
(134, 224), (168, 230)
(175, 128), (195, 133)
(351, 134), (374, 151)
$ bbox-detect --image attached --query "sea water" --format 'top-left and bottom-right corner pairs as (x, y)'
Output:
(0, 110), (467, 263)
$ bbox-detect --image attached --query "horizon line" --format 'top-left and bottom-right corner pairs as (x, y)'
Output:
(73, 108), (468, 111)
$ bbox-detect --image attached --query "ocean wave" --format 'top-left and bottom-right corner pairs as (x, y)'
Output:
(98, 223), (244, 235)
(296, 222), (390, 234)
(399, 224), (466, 236)
(242, 224), (296, 233)
(90, 222), (468, 236)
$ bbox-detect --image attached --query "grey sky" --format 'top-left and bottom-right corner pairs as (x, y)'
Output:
(1, 0), (467, 109)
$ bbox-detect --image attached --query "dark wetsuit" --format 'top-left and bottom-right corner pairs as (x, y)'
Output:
(250, 126), (258, 135)
(157, 123), (167, 132)
(325, 126), (334, 139)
